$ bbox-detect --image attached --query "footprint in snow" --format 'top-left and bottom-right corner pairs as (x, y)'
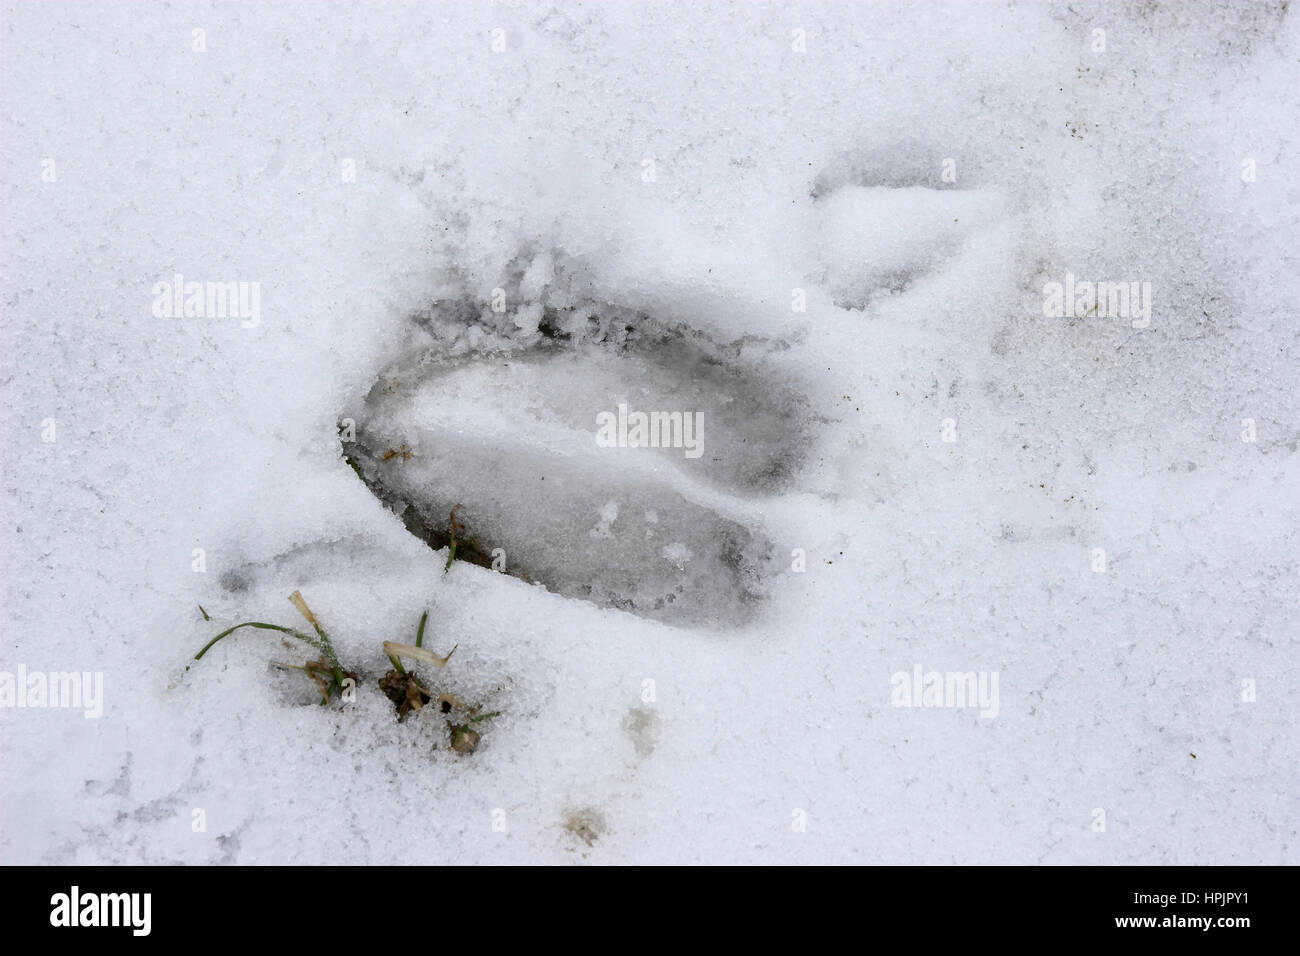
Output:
(341, 144), (1001, 626)
(342, 314), (812, 628)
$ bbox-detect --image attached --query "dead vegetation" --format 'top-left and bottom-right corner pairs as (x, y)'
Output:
(189, 596), (501, 754)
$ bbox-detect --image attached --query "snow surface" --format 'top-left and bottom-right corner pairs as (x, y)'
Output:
(2, 0), (1298, 864)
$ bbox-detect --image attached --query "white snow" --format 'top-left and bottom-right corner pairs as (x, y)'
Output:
(2, 0), (1297, 864)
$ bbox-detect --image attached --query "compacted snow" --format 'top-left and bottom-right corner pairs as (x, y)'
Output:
(2, 1), (1298, 864)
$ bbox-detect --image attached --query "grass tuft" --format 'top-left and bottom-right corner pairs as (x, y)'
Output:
(189, 591), (349, 703)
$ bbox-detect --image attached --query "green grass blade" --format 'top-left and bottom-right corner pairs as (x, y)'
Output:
(191, 621), (325, 663)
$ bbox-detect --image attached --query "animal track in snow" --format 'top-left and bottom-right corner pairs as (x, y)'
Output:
(811, 141), (1005, 309)
(342, 305), (812, 628)
(342, 144), (1008, 626)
